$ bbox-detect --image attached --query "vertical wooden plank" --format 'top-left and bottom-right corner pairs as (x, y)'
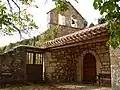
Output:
(41, 54), (43, 64)
(36, 54), (38, 64)
(38, 54), (40, 64)
(42, 53), (44, 80)
(27, 53), (29, 64)
(40, 54), (41, 64)
(30, 53), (33, 64)
(29, 53), (31, 64)
(33, 52), (36, 64)
(35, 54), (37, 64)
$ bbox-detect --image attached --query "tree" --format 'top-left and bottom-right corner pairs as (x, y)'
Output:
(89, 23), (95, 27)
(4, 0), (117, 48)
(93, 0), (120, 48)
(98, 17), (106, 24)
(0, 0), (38, 37)
(35, 26), (59, 46)
(0, 0), (69, 37)
(53, 0), (69, 12)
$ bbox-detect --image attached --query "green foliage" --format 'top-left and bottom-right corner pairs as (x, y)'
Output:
(0, 46), (4, 53)
(98, 17), (106, 24)
(35, 26), (59, 46)
(93, 0), (120, 48)
(20, 0), (34, 4)
(0, 0), (38, 36)
(53, 0), (69, 12)
(52, 0), (78, 12)
(1, 38), (35, 52)
(0, 26), (59, 52)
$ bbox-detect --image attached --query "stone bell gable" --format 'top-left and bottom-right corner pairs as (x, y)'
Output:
(47, 1), (87, 37)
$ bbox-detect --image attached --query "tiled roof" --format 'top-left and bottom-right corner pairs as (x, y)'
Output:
(44, 23), (108, 48)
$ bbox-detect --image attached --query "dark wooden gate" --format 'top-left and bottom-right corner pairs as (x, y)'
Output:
(26, 48), (44, 82)
(83, 53), (96, 83)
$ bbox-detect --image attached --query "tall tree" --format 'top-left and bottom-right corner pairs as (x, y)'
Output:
(0, 0), (38, 37)
(0, 0), (69, 37)
(93, 0), (120, 48)
(4, 0), (117, 48)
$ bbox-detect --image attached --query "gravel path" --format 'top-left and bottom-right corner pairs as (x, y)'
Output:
(0, 83), (112, 90)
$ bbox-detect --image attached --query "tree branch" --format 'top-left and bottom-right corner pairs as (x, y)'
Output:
(7, 0), (13, 14)
(11, 0), (21, 23)
(11, 0), (20, 11)
(8, 22), (22, 38)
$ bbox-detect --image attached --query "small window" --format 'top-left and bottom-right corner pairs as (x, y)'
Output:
(58, 14), (65, 25)
(72, 19), (75, 24)
(71, 15), (77, 28)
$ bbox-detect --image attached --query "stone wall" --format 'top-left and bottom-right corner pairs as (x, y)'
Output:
(49, 2), (85, 28)
(47, 2), (86, 37)
(110, 46), (120, 90)
(45, 41), (110, 83)
(49, 24), (81, 37)
(0, 47), (26, 83)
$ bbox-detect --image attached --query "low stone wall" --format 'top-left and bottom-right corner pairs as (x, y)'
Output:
(45, 41), (110, 83)
(0, 46), (45, 83)
(0, 47), (26, 83)
(110, 46), (120, 90)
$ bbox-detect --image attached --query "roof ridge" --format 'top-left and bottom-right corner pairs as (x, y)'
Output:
(43, 23), (108, 48)
(46, 23), (107, 42)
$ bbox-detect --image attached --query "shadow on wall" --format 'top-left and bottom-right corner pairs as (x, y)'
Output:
(0, 47), (25, 83)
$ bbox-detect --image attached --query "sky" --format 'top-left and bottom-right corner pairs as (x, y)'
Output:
(0, 0), (101, 47)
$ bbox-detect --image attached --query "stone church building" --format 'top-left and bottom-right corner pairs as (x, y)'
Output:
(44, 1), (110, 84)
(0, 1), (120, 90)
(44, 2), (118, 90)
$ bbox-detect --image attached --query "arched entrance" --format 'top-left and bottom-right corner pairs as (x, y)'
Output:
(83, 53), (96, 83)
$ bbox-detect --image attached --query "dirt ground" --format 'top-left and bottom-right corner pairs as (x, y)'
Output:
(0, 83), (112, 90)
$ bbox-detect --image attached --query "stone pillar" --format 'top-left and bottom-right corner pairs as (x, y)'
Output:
(13, 47), (26, 81)
(44, 52), (55, 82)
(110, 46), (120, 90)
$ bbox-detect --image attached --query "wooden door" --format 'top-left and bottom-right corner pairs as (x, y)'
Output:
(26, 52), (43, 82)
(83, 53), (96, 83)
(26, 64), (43, 82)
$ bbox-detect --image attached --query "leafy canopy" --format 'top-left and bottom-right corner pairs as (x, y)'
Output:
(93, 0), (120, 48)
(0, 0), (38, 37)
(0, 0), (69, 37)
(3, 0), (118, 48)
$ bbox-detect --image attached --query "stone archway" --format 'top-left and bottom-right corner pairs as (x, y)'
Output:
(77, 50), (101, 82)
(83, 53), (96, 83)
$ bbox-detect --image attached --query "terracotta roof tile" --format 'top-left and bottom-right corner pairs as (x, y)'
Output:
(44, 23), (108, 48)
